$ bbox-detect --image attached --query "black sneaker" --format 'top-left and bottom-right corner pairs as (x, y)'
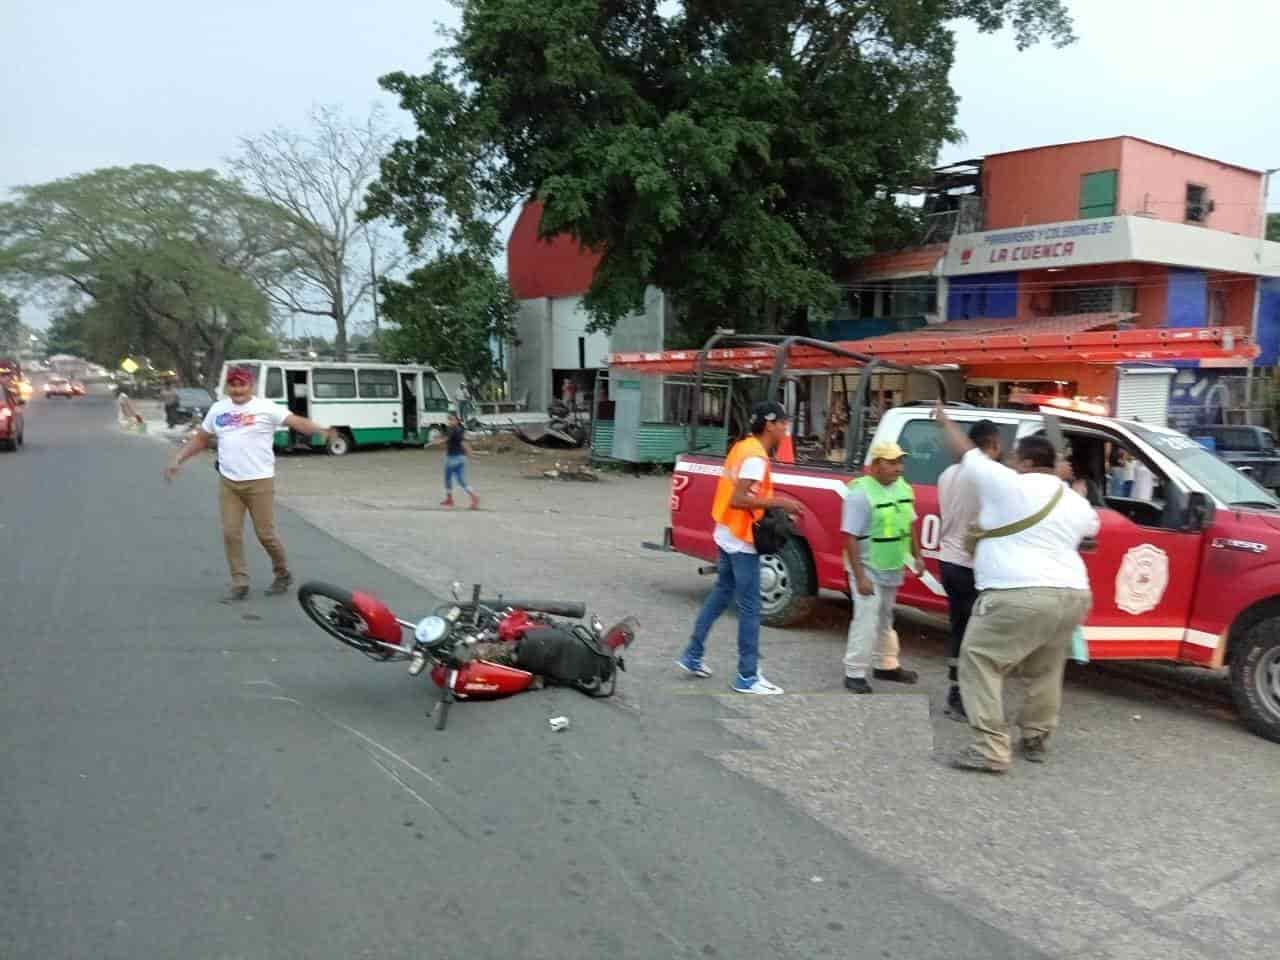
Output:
(873, 667), (919, 685)
(219, 586), (250, 604)
(844, 676), (874, 694)
(265, 574), (294, 597)
(1021, 735), (1049, 763)
(945, 685), (968, 722)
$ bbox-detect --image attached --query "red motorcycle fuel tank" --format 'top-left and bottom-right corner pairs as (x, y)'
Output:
(430, 660), (536, 699)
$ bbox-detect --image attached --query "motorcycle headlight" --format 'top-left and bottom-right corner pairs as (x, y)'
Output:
(414, 615), (449, 646)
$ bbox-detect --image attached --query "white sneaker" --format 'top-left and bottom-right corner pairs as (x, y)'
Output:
(732, 673), (784, 695)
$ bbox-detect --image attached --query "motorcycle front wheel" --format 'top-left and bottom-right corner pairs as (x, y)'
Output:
(298, 581), (396, 660)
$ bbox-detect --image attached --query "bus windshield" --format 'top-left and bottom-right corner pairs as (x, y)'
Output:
(1132, 425), (1280, 510)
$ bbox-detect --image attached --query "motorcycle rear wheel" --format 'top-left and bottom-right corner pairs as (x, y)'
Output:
(298, 581), (395, 660)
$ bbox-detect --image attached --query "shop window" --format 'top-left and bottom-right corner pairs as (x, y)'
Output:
(1186, 184), (1211, 223)
(1051, 284), (1136, 316)
(357, 368), (398, 399)
(1079, 170), (1117, 219)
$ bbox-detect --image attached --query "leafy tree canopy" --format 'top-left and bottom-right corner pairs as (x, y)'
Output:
(368, 0), (1074, 337)
(378, 252), (518, 390)
(0, 165), (291, 384)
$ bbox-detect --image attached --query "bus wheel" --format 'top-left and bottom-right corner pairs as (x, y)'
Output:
(326, 429), (353, 457)
(759, 538), (817, 628)
(1231, 617), (1280, 744)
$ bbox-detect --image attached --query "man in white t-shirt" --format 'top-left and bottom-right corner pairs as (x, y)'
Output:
(936, 419), (1003, 720)
(165, 366), (337, 603)
(936, 403), (1100, 773)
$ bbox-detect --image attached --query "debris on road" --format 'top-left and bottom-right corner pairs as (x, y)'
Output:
(548, 716), (570, 732)
(534, 462), (599, 482)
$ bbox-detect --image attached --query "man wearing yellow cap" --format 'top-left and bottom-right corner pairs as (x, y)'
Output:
(841, 440), (923, 693)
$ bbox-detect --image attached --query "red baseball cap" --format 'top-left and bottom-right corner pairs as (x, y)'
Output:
(226, 367), (254, 386)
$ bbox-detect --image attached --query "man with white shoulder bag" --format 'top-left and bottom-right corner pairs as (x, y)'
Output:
(935, 402), (1099, 773)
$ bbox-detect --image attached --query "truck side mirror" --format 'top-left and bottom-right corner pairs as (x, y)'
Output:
(1185, 492), (1214, 533)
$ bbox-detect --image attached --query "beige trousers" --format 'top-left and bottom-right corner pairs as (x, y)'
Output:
(843, 572), (901, 677)
(958, 586), (1091, 764)
(219, 477), (288, 588)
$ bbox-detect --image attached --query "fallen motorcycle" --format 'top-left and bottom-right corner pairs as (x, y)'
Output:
(297, 581), (638, 730)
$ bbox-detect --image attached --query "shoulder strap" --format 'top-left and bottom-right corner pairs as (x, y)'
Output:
(975, 484), (1063, 545)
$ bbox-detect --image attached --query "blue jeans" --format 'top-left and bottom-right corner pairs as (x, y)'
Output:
(684, 548), (761, 680)
(444, 455), (471, 493)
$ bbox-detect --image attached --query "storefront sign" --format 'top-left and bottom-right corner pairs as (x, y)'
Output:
(945, 217), (1131, 275)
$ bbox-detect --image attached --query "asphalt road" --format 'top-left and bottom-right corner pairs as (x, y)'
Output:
(1, 392), (1045, 960)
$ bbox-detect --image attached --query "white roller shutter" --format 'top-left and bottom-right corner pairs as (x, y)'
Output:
(1115, 367), (1174, 425)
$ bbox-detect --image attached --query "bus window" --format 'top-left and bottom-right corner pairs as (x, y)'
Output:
(423, 375), (449, 412)
(313, 368), (356, 399)
(265, 367), (285, 400)
(357, 369), (398, 399)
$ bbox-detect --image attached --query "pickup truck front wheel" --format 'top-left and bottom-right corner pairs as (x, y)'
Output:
(1230, 618), (1280, 744)
(759, 538), (817, 628)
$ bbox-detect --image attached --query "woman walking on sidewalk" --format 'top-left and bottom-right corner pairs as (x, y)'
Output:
(437, 412), (479, 509)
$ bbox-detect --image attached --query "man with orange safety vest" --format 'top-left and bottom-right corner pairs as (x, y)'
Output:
(676, 401), (803, 694)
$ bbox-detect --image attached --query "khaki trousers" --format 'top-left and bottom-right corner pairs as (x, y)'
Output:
(958, 586), (1091, 764)
(219, 477), (288, 588)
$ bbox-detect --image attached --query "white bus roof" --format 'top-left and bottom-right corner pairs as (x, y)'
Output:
(223, 359), (439, 372)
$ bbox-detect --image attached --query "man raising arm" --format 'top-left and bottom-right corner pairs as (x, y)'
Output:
(165, 366), (337, 603)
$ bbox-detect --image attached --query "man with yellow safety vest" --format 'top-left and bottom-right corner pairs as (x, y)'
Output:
(676, 401), (803, 695)
(841, 440), (924, 694)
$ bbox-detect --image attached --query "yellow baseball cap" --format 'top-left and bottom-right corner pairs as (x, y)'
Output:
(868, 440), (907, 462)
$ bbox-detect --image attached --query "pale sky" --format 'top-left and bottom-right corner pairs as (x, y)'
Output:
(3, 0), (1277, 332)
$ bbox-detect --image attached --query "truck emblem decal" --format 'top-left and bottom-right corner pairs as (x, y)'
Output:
(1211, 538), (1267, 554)
(1115, 544), (1170, 616)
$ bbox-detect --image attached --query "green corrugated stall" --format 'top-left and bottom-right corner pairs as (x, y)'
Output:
(591, 421), (728, 463)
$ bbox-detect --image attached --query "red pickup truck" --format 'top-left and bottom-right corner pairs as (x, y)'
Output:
(668, 404), (1280, 744)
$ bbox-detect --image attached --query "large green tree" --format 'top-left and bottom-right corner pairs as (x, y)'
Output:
(0, 166), (291, 384)
(367, 0), (1074, 339)
(378, 252), (517, 390)
(0, 292), (20, 355)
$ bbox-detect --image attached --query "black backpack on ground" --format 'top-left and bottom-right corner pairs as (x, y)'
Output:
(515, 625), (619, 697)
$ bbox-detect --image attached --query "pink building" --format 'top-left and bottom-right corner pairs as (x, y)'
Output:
(982, 137), (1265, 237)
(843, 136), (1280, 422)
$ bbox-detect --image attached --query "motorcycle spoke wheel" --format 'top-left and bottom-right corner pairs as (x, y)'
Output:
(298, 582), (391, 659)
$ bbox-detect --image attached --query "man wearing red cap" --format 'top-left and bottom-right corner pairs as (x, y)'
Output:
(165, 366), (337, 603)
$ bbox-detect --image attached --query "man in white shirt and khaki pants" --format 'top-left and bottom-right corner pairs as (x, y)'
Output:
(165, 366), (337, 603)
(936, 403), (1100, 773)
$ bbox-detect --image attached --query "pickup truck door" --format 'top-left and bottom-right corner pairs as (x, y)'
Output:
(1056, 415), (1204, 661)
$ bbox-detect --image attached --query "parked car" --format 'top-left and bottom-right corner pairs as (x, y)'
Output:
(1189, 425), (1280, 490)
(0, 383), (25, 450)
(165, 387), (216, 427)
(44, 376), (74, 397)
(70, 379), (86, 396)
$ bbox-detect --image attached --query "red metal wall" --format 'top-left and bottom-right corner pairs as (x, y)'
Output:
(507, 202), (602, 300)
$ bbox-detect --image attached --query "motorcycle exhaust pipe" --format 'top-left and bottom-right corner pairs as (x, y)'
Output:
(697, 565), (717, 576)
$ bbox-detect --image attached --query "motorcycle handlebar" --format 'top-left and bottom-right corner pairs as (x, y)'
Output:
(479, 598), (586, 619)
